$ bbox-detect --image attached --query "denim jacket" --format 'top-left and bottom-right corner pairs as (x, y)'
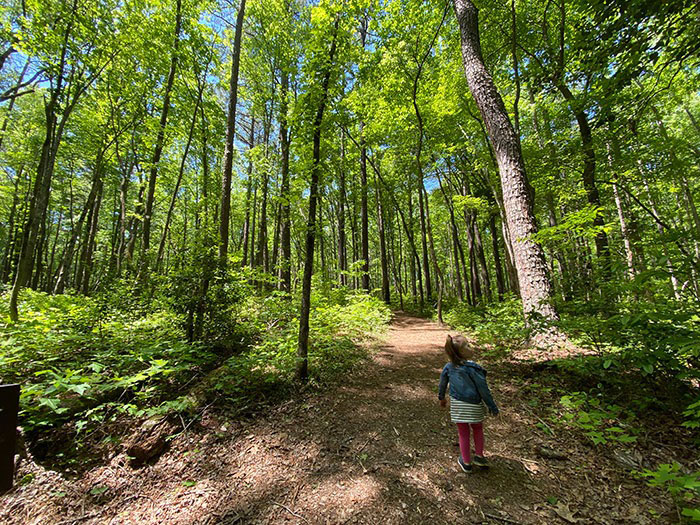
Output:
(438, 360), (499, 414)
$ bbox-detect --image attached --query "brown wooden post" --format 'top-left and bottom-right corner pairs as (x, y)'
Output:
(0, 384), (20, 493)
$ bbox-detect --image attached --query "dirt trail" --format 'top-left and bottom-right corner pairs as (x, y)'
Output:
(2, 314), (671, 524)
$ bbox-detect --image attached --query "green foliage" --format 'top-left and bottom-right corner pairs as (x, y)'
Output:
(556, 297), (700, 381)
(0, 289), (218, 433)
(559, 391), (638, 446)
(443, 296), (528, 350)
(208, 289), (391, 410)
(683, 399), (700, 430)
(638, 463), (700, 521)
(0, 285), (390, 438)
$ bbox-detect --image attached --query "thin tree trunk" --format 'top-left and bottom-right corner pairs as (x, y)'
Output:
(54, 150), (104, 293)
(337, 131), (348, 287)
(555, 81), (610, 275)
(280, 71), (292, 293)
(1, 169), (22, 282)
(156, 91), (201, 269)
(473, 216), (492, 301)
(423, 187), (443, 320)
(638, 160), (681, 298)
(489, 213), (505, 300)
(79, 177), (103, 294)
(140, 0), (182, 275)
(219, 0), (247, 264)
(376, 175), (390, 303)
(297, 17), (339, 381)
(418, 186), (432, 302)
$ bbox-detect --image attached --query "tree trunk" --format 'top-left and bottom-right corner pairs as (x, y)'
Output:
(219, 0), (247, 264)
(140, 0), (182, 275)
(423, 186), (443, 320)
(489, 213), (505, 300)
(337, 132), (348, 287)
(638, 160), (681, 299)
(156, 85), (201, 269)
(360, 129), (370, 291)
(555, 81), (610, 274)
(473, 216), (492, 301)
(418, 186), (432, 302)
(376, 175), (390, 304)
(280, 71), (292, 293)
(79, 176), (103, 294)
(453, 0), (559, 327)
(437, 172), (464, 301)
(1, 169), (22, 283)
(297, 17), (340, 381)
(255, 118), (271, 278)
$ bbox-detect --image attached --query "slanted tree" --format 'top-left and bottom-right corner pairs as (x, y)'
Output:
(453, 0), (560, 329)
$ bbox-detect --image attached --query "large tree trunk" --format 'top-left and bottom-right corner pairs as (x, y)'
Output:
(10, 107), (58, 320)
(453, 0), (559, 326)
(219, 0), (247, 264)
(296, 17), (340, 381)
(140, 0), (182, 275)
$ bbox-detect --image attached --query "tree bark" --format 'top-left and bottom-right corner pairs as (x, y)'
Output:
(453, 0), (559, 326)
(337, 131), (348, 287)
(297, 17), (340, 381)
(279, 71), (292, 293)
(376, 177), (390, 304)
(156, 85), (202, 269)
(140, 0), (182, 275)
(219, 0), (247, 264)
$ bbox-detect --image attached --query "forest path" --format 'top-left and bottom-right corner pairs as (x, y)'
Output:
(3, 314), (668, 524)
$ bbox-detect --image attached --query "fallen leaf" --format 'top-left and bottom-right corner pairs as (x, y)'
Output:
(554, 502), (578, 523)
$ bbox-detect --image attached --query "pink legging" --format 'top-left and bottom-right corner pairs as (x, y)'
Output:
(456, 422), (484, 463)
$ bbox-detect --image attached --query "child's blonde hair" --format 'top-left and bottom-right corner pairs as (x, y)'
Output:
(444, 334), (473, 365)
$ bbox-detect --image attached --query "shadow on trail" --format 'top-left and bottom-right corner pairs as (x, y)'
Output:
(189, 315), (544, 524)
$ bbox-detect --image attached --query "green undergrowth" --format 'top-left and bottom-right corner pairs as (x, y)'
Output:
(442, 295), (528, 351)
(0, 281), (391, 466)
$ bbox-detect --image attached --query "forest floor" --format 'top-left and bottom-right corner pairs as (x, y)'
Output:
(1, 314), (686, 524)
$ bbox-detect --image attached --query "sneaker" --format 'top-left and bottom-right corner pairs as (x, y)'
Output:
(473, 455), (489, 467)
(458, 457), (473, 473)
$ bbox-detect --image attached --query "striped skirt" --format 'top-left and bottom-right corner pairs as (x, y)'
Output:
(450, 397), (485, 423)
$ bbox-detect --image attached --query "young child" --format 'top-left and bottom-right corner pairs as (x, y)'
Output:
(438, 334), (499, 473)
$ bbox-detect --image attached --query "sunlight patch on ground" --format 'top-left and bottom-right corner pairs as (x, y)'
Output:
(302, 475), (382, 521)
